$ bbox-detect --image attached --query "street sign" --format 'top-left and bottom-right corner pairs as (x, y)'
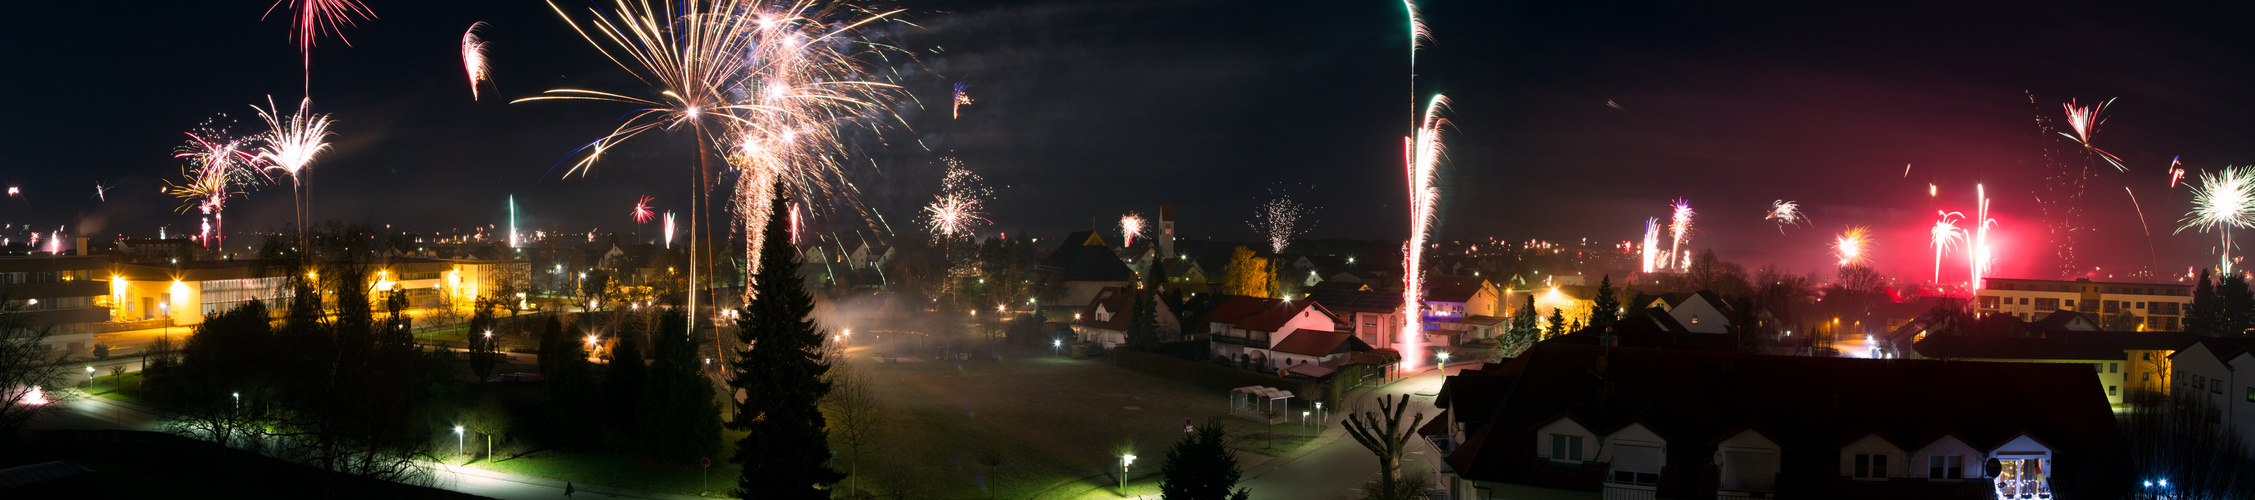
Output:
(701, 457), (711, 468)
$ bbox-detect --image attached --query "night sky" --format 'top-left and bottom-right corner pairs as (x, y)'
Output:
(4, 0), (2254, 283)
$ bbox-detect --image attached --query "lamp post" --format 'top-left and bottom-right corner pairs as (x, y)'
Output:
(85, 366), (95, 386)
(1053, 339), (1062, 357)
(1120, 454), (1136, 492)
(1437, 351), (1451, 365)
(453, 425), (465, 462)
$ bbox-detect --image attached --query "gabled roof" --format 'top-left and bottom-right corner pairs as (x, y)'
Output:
(2029, 310), (2100, 332)
(1913, 331), (2196, 360)
(1203, 296), (1338, 332)
(1271, 329), (1373, 356)
(1037, 231), (1135, 282)
(1439, 343), (2128, 496)
(1303, 289), (1403, 314)
(2173, 336), (2255, 365)
(1426, 283), (1487, 303)
(1075, 286), (1143, 331)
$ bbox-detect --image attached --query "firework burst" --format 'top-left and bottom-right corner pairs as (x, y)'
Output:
(2059, 98), (2128, 172)
(1250, 190), (1315, 255)
(1668, 198), (1694, 270)
(263, 0), (377, 91)
(632, 195), (657, 224)
(1833, 226), (1871, 266)
(1764, 200), (1807, 233)
(952, 78), (973, 119)
(2177, 166), (2255, 273)
(1120, 212), (1146, 247)
(1969, 184), (1997, 290)
(1930, 212), (1965, 283)
(166, 117), (268, 251)
(462, 21), (494, 100)
(923, 158), (991, 240)
(521, 0), (908, 312)
(1640, 218), (1661, 273)
(252, 96), (335, 236)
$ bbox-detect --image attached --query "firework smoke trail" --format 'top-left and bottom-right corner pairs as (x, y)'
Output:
(2176, 166), (2255, 274)
(1668, 198), (1694, 270)
(1640, 218), (1661, 273)
(1970, 184), (1997, 290)
(1833, 226), (1871, 266)
(1399, 94), (1449, 371)
(952, 79), (973, 119)
(252, 96), (335, 241)
(462, 22), (493, 100)
(632, 195), (657, 224)
(166, 130), (262, 250)
(1120, 212), (1146, 247)
(2059, 98), (2128, 172)
(923, 158), (991, 240)
(263, 0), (376, 93)
(1764, 200), (1807, 233)
(521, 0), (908, 319)
(1249, 192), (1314, 255)
(2125, 187), (2160, 277)
(1931, 212), (1965, 283)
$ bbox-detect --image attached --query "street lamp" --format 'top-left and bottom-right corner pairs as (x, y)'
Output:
(85, 366), (95, 386)
(1120, 454), (1137, 492)
(453, 425), (465, 460)
(1053, 339), (1062, 356)
(1437, 351), (1451, 364)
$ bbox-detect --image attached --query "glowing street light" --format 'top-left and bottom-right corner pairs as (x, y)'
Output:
(453, 425), (465, 459)
(1120, 454), (1137, 492)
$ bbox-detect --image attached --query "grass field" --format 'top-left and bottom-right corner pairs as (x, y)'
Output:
(835, 341), (1314, 499)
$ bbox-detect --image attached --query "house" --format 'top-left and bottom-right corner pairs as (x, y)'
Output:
(1303, 289), (1404, 350)
(1546, 308), (1741, 352)
(2168, 336), (2255, 453)
(1034, 231), (1137, 309)
(1974, 277), (2191, 330)
(1269, 329), (1376, 368)
(1911, 330), (2197, 406)
(0, 255), (108, 355)
(1070, 286), (1180, 349)
(1427, 343), (2130, 500)
(1641, 290), (1734, 334)
(1203, 295), (1343, 370)
(1422, 276), (1503, 344)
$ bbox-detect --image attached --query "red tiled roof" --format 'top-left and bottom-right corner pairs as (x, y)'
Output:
(1074, 286), (1135, 330)
(1270, 329), (1371, 356)
(1203, 295), (1337, 332)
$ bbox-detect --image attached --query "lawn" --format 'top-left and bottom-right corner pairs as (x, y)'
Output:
(837, 341), (1315, 499)
(471, 447), (738, 496)
(86, 371), (152, 407)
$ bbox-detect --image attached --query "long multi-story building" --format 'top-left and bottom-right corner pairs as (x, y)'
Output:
(1974, 277), (2191, 330)
(0, 255), (110, 354)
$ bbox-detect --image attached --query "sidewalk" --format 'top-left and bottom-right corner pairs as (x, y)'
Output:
(431, 462), (714, 500)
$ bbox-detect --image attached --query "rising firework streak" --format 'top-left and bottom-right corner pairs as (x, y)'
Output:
(1669, 199), (1694, 271)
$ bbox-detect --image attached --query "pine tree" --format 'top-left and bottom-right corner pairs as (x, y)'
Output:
(604, 328), (646, 440)
(2222, 273), (2254, 336)
(727, 192), (846, 498)
(1590, 275), (1620, 330)
(543, 322), (599, 450)
(1160, 419), (1250, 500)
(1126, 290), (1160, 351)
(2189, 269), (2219, 335)
(1500, 294), (1538, 357)
(637, 309), (720, 463)
(1547, 307), (1568, 339)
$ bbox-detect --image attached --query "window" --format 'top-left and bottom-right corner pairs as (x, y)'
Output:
(2111, 363), (2119, 373)
(2137, 302), (2147, 309)
(1691, 314), (1699, 324)
(2215, 379), (2225, 395)
(1610, 470), (1660, 486)
(1928, 455), (1963, 480)
(2143, 352), (2152, 360)
(2020, 297), (2031, 305)
(2095, 364), (2104, 373)
(1550, 435), (1584, 461)
(2109, 385), (2118, 396)
(2143, 373), (2151, 382)
(1853, 453), (1888, 478)
(2034, 298), (2059, 311)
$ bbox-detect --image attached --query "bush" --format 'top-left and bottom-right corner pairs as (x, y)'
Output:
(92, 343), (111, 360)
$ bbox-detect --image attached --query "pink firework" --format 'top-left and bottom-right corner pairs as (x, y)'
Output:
(1120, 212), (1146, 247)
(462, 21), (493, 100)
(1668, 198), (1694, 270)
(263, 0), (377, 89)
(1930, 211), (1965, 283)
(1398, 94), (1448, 371)
(631, 195), (657, 224)
(2058, 98), (2128, 172)
(1969, 184), (1998, 290)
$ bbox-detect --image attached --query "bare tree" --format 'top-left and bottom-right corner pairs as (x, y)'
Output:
(823, 357), (885, 498)
(1343, 394), (1427, 482)
(2121, 391), (2255, 499)
(0, 299), (71, 441)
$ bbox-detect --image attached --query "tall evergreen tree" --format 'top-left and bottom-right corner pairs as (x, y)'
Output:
(543, 322), (599, 450)
(604, 329), (647, 439)
(1547, 307), (1568, 339)
(637, 309), (720, 463)
(727, 192), (846, 498)
(1160, 419), (1250, 500)
(2189, 269), (2219, 335)
(1590, 275), (1620, 331)
(1126, 290), (1160, 351)
(1500, 294), (1539, 357)
(2221, 273), (2254, 336)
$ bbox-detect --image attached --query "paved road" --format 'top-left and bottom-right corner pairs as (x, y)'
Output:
(1238, 366), (1459, 500)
